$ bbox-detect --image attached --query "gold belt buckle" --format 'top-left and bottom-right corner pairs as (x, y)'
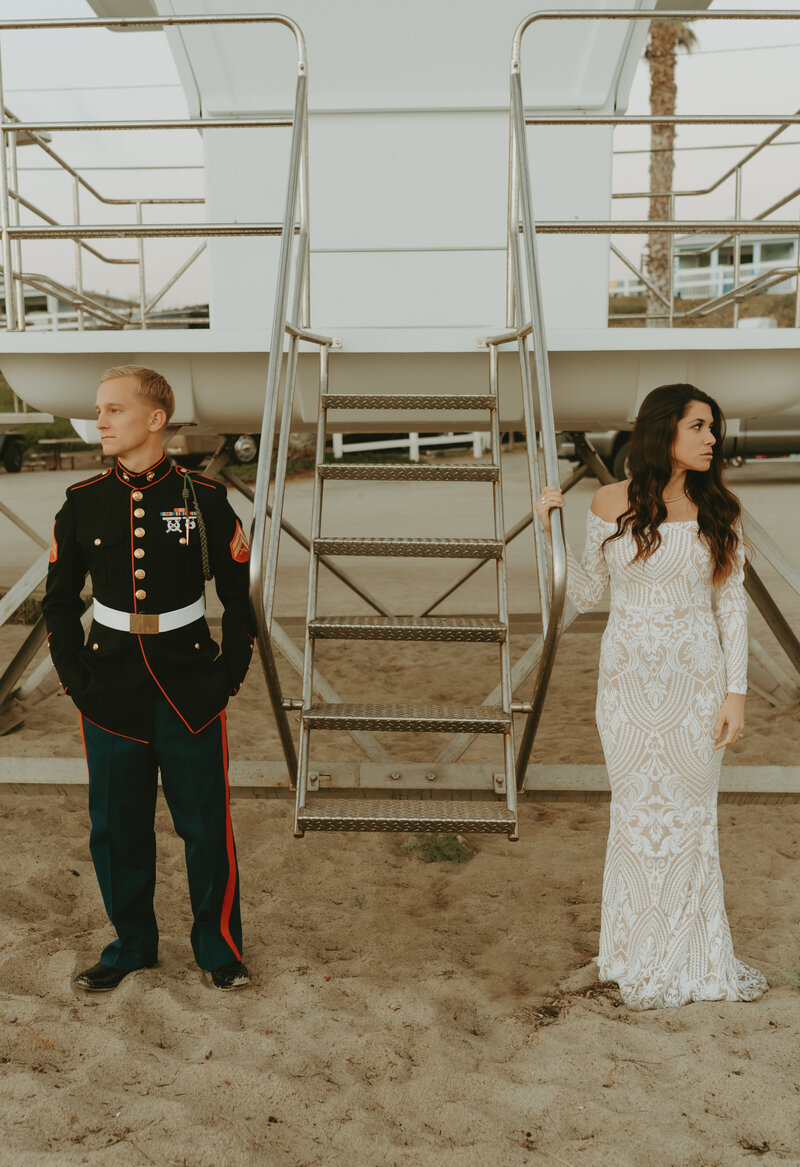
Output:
(129, 613), (160, 635)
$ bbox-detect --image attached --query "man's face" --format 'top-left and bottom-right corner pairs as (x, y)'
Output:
(95, 376), (162, 461)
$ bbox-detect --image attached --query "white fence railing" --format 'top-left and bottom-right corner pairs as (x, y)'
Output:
(611, 261), (798, 300)
(331, 432), (492, 461)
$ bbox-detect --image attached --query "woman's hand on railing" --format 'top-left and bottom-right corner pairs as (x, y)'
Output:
(534, 486), (565, 544)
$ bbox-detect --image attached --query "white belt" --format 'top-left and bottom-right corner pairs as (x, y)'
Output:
(93, 596), (205, 635)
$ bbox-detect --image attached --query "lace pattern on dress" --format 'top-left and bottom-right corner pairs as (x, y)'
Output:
(564, 510), (766, 1009)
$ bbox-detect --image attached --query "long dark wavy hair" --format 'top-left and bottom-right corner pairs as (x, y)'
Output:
(602, 384), (742, 584)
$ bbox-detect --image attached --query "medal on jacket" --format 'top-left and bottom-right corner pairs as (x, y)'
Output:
(161, 506), (198, 539)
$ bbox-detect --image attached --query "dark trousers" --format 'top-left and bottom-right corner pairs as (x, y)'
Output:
(80, 694), (243, 972)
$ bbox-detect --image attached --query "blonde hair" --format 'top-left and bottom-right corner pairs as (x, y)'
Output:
(100, 364), (175, 422)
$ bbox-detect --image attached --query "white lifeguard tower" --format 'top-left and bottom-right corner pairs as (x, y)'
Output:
(1, 2), (799, 833)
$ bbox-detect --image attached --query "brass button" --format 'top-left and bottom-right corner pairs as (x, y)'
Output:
(134, 527), (145, 538)
(92, 642), (99, 651)
(134, 548), (145, 559)
(179, 537), (187, 545)
(135, 589), (146, 600)
(132, 490), (143, 501)
(135, 569), (146, 580)
(134, 508), (145, 519)
(194, 642), (200, 650)
(93, 537), (102, 546)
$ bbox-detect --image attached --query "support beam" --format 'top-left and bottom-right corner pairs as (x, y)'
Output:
(745, 565), (800, 678)
(742, 506), (800, 600)
(0, 499), (48, 549)
(0, 616), (46, 710)
(0, 552), (48, 628)
(2, 758), (797, 802)
(421, 462), (589, 617)
(270, 619), (391, 762)
(435, 602), (580, 765)
(222, 466), (390, 616)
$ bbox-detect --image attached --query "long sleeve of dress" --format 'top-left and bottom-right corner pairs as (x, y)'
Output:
(714, 528), (748, 695)
(564, 510), (611, 613)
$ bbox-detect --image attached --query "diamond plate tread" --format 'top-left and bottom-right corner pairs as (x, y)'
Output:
(298, 798), (516, 833)
(322, 394), (495, 411)
(304, 703), (510, 733)
(313, 537), (503, 559)
(319, 463), (499, 482)
(309, 616), (506, 642)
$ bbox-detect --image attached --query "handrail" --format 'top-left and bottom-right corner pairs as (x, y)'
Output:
(506, 7), (800, 785)
(0, 13), (306, 61)
(614, 112), (800, 201)
(248, 71), (310, 779)
(0, 13), (305, 330)
(3, 116), (293, 133)
(9, 184), (138, 265)
(512, 9), (800, 62)
(510, 10), (800, 333)
(3, 106), (204, 207)
(5, 222), (292, 240)
(506, 64), (567, 790)
(0, 12), (311, 774)
(516, 219), (800, 235)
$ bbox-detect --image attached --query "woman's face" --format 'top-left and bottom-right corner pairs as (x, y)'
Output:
(672, 399), (717, 472)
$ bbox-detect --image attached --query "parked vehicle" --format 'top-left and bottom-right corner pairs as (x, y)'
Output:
(558, 405), (800, 479)
(0, 428), (25, 473)
(164, 429), (260, 468)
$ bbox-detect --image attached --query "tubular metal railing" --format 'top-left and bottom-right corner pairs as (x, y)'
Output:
(0, 14), (302, 333)
(0, 12), (323, 779)
(613, 106), (800, 326)
(505, 8), (800, 787)
(0, 101), (206, 330)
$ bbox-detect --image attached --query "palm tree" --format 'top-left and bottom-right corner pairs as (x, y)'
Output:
(644, 19), (697, 325)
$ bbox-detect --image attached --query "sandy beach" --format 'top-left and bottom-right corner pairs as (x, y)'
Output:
(1, 453), (799, 1165)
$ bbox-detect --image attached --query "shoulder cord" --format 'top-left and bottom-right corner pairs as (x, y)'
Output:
(182, 471), (213, 580)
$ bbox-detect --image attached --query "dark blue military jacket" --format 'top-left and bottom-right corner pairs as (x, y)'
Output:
(42, 453), (255, 739)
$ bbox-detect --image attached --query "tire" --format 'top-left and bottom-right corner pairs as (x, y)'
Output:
(2, 438), (24, 473)
(612, 439), (631, 482)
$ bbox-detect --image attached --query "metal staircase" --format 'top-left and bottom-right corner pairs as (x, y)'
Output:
(293, 391), (519, 839)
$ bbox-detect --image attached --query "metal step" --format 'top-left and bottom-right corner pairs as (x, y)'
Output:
(319, 463), (499, 482)
(321, 394), (495, 410)
(297, 798), (517, 834)
(313, 537), (503, 559)
(309, 615), (506, 642)
(304, 703), (510, 733)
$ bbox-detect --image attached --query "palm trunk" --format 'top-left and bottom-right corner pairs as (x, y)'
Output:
(645, 22), (678, 326)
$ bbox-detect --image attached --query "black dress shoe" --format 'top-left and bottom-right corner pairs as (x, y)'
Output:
(211, 960), (250, 990)
(73, 960), (155, 992)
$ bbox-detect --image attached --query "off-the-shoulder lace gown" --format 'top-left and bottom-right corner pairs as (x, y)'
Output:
(566, 511), (767, 1009)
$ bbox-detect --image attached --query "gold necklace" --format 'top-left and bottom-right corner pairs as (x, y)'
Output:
(664, 489), (687, 504)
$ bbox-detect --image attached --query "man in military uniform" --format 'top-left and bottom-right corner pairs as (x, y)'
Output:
(42, 365), (255, 991)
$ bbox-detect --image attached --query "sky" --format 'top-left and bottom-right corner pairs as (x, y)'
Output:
(1, 0), (798, 307)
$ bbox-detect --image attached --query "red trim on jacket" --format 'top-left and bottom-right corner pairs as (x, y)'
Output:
(80, 713), (151, 745)
(136, 635), (225, 735)
(115, 453), (171, 490)
(218, 709), (242, 963)
(69, 469), (112, 492)
(130, 492), (138, 613)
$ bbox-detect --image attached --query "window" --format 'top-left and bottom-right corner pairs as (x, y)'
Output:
(719, 246), (753, 266)
(677, 253), (711, 269)
(760, 241), (794, 263)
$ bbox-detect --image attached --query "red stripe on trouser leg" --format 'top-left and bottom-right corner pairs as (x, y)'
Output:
(218, 710), (242, 962)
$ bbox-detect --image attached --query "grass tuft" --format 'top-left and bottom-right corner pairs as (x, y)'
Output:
(403, 832), (474, 864)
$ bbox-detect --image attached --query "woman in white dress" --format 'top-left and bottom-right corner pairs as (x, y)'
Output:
(536, 384), (767, 1010)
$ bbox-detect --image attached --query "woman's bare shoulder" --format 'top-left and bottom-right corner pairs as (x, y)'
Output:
(590, 480), (630, 522)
